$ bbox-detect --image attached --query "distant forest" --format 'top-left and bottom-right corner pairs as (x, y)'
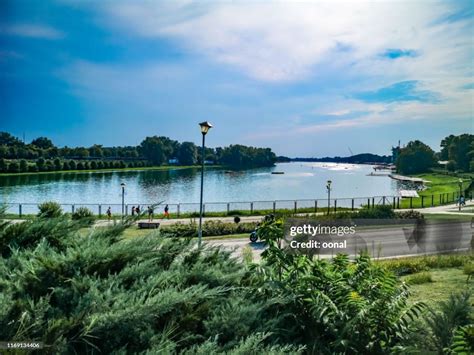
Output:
(0, 132), (277, 173)
(292, 153), (392, 164)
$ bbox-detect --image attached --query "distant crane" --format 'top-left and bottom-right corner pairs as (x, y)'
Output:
(348, 147), (354, 156)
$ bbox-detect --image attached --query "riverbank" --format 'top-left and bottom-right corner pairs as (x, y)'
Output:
(0, 164), (218, 177)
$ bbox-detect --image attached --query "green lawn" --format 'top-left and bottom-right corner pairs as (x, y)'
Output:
(402, 268), (474, 307)
(399, 173), (471, 209)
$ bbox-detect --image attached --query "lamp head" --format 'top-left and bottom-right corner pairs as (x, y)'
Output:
(199, 121), (213, 135)
(121, 182), (126, 188)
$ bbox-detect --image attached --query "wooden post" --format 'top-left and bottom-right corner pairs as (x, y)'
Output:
(203, 204), (205, 216)
(273, 201), (276, 213)
(227, 203), (230, 214)
(250, 202), (254, 213)
(421, 196), (424, 208)
(177, 204), (180, 217)
(99, 204), (102, 217)
(72, 205), (75, 214)
(372, 197), (375, 208)
(382, 196), (386, 205)
(367, 198), (370, 209)
(19, 204), (22, 218)
(125, 205), (128, 215)
(334, 199), (337, 212)
(392, 197), (396, 209)
(294, 201), (297, 213)
(397, 197), (400, 209)
(431, 195), (434, 207)
(410, 197), (413, 209)
(315, 200), (318, 213)
(352, 199), (355, 211)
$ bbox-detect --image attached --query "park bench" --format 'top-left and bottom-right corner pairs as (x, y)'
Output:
(138, 222), (160, 229)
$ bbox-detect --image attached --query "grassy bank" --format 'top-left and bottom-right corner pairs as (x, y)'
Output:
(399, 173), (472, 208)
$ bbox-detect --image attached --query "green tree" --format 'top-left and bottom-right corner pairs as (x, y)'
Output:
(53, 158), (62, 171)
(31, 136), (55, 149)
(396, 140), (436, 174)
(139, 136), (167, 165)
(36, 158), (46, 171)
(0, 158), (7, 172)
(7, 160), (20, 173)
(0, 132), (23, 146)
(177, 142), (197, 165)
(19, 159), (28, 172)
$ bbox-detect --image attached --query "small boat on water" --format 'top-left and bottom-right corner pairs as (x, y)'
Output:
(271, 171), (285, 174)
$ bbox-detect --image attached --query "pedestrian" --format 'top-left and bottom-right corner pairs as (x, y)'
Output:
(106, 206), (112, 221)
(131, 206), (136, 216)
(148, 206), (153, 222)
(164, 204), (170, 219)
(460, 195), (465, 206)
(136, 205), (140, 214)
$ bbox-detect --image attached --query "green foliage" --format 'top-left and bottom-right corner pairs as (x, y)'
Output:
(396, 210), (424, 220)
(378, 254), (472, 276)
(463, 262), (474, 281)
(159, 221), (257, 238)
(72, 207), (94, 221)
(0, 213), (294, 353)
(450, 325), (474, 354)
(425, 291), (472, 353)
(178, 141), (198, 165)
(406, 272), (433, 285)
(218, 144), (276, 169)
(37, 201), (62, 218)
(256, 218), (425, 353)
(396, 140), (437, 174)
(440, 134), (474, 172)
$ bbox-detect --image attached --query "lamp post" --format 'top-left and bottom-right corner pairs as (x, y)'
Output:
(121, 182), (126, 221)
(326, 180), (332, 215)
(458, 179), (463, 211)
(198, 121), (213, 247)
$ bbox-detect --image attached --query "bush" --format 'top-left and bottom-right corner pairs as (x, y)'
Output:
(356, 205), (396, 218)
(72, 207), (94, 221)
(19, 159), (28, 172)
(7, 160), (20, 173)
(37, 201), (62, 218)
(396, 210), (424, 220)
(378, 254), (472, 275)
(406, 271), (433, 285)
(159, 220), (257, 238)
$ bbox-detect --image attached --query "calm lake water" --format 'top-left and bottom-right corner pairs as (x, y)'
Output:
(0, 163), (402, 214)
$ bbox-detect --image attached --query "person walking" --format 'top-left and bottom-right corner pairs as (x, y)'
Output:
(164, 204), (170, 219)
(106, 206), (112, 221)
(131, 206), (136, 216)
(147, 206), (153, 222)
(136, 205), (140, 214)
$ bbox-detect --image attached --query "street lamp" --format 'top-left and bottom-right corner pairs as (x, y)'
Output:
(121, 182), (126, 221)
(326, 180), (332, 215)
(198, 121), (213, 247)
(458, 179), (463, 211)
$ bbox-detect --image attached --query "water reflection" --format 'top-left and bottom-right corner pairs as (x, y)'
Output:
(0, 163), (399, 204)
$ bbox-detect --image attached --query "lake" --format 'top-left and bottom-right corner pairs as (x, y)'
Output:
(0, 162), (402, 214)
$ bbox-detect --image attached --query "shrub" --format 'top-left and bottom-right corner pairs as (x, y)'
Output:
(396, 210), (424, 220)
(406, 271), (433, 285)
(68, 160), (76, 170)
(72, 207), (94, 221)
(7, 160), (20, 173)
(159, 220), (257, 238)
(76, 161), (84, 170)
(463, 262), (474, 281)
(37, 201), (62, 218)
(425, 291), (473, 353)
(356, 205), (396, 219)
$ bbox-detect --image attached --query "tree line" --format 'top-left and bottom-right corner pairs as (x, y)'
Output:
(0, 132), (276, 173)
(395, 133), (473, 174)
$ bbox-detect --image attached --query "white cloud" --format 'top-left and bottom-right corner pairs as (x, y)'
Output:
(1, 24), (64, 39)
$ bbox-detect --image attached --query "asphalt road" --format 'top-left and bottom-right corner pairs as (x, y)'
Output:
(208, 220), (473, 262)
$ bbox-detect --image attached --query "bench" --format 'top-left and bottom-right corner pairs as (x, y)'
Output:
(138, 222), (161, 229)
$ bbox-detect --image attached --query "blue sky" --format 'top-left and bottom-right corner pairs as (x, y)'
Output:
(0, 0), (472, 157)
